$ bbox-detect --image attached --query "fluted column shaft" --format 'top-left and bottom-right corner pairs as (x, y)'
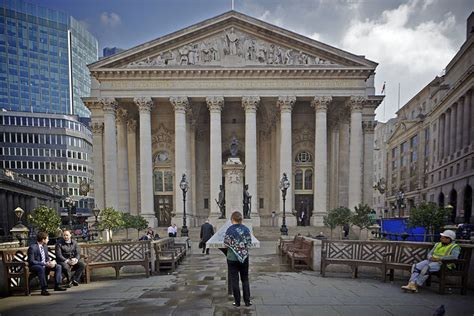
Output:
(171, 97), (189, 220)
(127, 119), (138, 215)
(207, 97), (224, 217)
(101, 98), (119, 209)
(348, 96), (364, 209)
(91, 121), (105, 209)
(116, 108), (130, 212)
(311, 96), (331, 225)
(135, 97), (156, 226)
(278, 96), (296, 214)
(242, 96), (260, 218)
(463, 93), (471, 148)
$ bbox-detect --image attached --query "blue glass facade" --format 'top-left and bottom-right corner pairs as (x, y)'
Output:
(0, 0), (97, 117)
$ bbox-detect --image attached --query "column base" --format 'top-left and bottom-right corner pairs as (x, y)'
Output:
(311, 212), (326, 226)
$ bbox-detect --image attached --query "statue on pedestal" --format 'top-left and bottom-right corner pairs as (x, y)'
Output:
(216, 185), (226, 218)
(243, 184), (251, 219)
(230, 136), (239, 158)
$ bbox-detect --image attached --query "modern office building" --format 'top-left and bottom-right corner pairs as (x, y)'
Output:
(0, 111), (94, 219)
(0, 0), (98, 118)
(103, 47), (124, 58)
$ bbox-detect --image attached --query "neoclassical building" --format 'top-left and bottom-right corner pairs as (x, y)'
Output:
(84, 11), (382, 227)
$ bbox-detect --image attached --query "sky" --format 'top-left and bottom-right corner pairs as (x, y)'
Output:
(30, 0), (474, 122)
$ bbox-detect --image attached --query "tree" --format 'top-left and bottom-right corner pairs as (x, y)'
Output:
(122, 213), (135, 240)
(97, 208), (124, 242)
(323, 207), (351, 239)
(408, 202), (451, 242)
(27, 205), (62, 235)
(132, 215), (149, 239)
(351, 204), (373, 239)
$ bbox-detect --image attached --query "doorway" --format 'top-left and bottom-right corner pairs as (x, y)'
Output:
(295, 194), (313, 226)
(154, 195), (173, 227)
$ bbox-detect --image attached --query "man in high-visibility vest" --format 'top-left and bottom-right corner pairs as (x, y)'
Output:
(401, 230), (460, 292)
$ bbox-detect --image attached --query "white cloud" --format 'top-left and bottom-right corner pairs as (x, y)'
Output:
(340, 0), (457, 121)
(100, 12), (121, 28)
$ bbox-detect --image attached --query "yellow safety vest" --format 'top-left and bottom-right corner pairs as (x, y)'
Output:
(432, 242), (460, 269)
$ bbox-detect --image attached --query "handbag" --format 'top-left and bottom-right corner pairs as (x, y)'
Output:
(199, 240), (204, 249)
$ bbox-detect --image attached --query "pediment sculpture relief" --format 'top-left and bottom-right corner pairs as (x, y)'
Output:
(127, 28), (337, 68)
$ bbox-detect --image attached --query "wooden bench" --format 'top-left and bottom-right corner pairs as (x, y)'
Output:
(153, 238), (186, 272)
(81, 240), (151, 283)
(321, 239), (473, 295)
(286, 239), (313, 270)
(1, 245), (60, 296)
(383, 241), (473, 295)
(279, 235), (304, 256)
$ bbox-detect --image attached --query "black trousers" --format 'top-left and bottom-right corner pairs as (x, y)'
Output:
(227, 258), (250, 305)
(58, 260), (85, 283)
(29, 264), (62, 290)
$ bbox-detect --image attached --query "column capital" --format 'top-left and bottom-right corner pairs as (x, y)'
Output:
(90, 121), (104, 135)
(311, 96), (332, 112)
(99, 97), (117, 113)
(348, 96), (366, 112)
(206, 96), (224, 112)
(277, 96), (296, 112)
(134, 97), (154, 112)
(116, 108), (128, 124)
(362, 120), (377, 133)
(242, 96), (260, 113)
(170, 96), (189, 113)
(127, 119), (137, 132)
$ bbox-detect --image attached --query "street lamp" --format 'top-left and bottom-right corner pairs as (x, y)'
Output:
(179, 173), (189, 237)
(279, 173), (290, 236)
(10, 207), (29, 246)
(65, 196), (74, 230)
(396, 190), (405, 217)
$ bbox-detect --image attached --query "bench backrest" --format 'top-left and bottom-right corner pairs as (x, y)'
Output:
(322, 240), (392, 262)
(81, 240), (150, 263)
(2, 245), (57, 264)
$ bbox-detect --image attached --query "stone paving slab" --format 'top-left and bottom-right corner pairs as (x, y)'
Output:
(0, 241), (473, 315)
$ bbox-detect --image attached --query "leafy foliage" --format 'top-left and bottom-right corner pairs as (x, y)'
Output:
(351, 203), (374, 239)
(27, 205), (61, 235)
(97, 207), (124, 242)
(324, 207), (351, 239)
(408, 202), (451, 241)
(121, 213), (134, 240)
(132, 215), (149, 239)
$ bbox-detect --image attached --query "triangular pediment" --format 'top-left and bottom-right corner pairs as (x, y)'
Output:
(388, 120), (420, 142)
(90, 11), (377, 71)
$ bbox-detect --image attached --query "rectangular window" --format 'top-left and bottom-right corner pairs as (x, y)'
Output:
(259, 198), (264, 209)
(204, 199), (209, 209)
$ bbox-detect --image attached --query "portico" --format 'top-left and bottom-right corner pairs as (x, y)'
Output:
(84, 11), (383, 227)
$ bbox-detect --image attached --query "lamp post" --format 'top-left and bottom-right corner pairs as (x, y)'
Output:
(179, 173), (189, 237)
(92, 206), (101, 240)
(10, 207), (29, 246)
(65, 196), (74, 230)
(396, 190), (405, 217)
(279, 173), (290, 236)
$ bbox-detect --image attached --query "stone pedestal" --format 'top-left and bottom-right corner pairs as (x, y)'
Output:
(311, 212), (325, 226)
(223, 158), (245, 214)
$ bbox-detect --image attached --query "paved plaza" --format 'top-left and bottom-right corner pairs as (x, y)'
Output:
(0, 241), (473, 316)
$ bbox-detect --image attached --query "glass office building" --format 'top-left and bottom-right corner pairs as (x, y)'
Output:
(0, 0), (98, 118)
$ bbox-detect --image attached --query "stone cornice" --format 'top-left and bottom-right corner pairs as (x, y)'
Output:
(82, 98), (102, 111)
(170, 96), (190, 113)
(90, 67), (373, 81)
(277, 96), (296, 112)
(99, 98), (117, 114)
(311, 96), (332, 112)
(206, 96), (224, 112)
(242, 96), (260, 112)
(134, 97), (154, 112)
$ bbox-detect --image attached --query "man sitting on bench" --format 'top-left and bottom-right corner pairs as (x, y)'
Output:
(401, 230), (460, 293)
(56, 230), (85, 287)
(28, 232), (67, 296)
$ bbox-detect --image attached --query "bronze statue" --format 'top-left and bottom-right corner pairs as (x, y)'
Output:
(243, 184), (251, 219)
(216, 185), (226, 218)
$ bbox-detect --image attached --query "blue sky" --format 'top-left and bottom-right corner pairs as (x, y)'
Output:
(29, 0), (474, 122)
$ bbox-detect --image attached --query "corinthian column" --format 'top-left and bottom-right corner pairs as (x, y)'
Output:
(242, 96), (260, 219)
(170, 96), (189, 222)
(100, 98), (119, 209)
(91, 121), (104, 209)
(311, 96), (331, 225)
(277, 96), (296, 219)
(127, 119), (138, 215)
(116, 108), (130, 212)
(348, 96), (364, 210)
(134, 97), (156, 227)
(206, 96), (224, 218)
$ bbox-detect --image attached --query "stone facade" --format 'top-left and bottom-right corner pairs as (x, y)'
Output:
(84, 11), (382, 227)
